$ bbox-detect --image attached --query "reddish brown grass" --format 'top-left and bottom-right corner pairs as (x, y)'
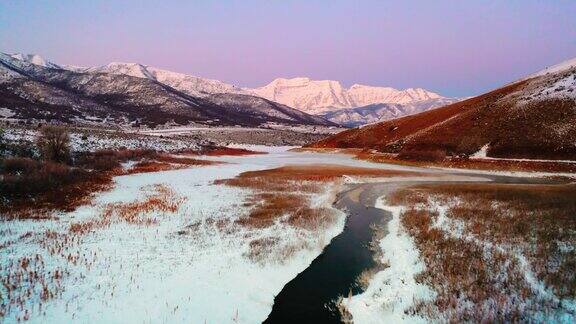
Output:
(217, 164), (419, 261)
(221, 164), (420, 184)
(0, 158), (113, 219)
(390, 182), (576, 321)
(397, 147), (446, 162)
(217, 164), (420, 227)
(0, 149), (217, 219)
(308, 80), (528, 152)
(100, 184), (185, 225)
(123, 155), (218, 174)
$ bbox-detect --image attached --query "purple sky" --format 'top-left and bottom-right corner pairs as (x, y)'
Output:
(1, 1), (575, 97)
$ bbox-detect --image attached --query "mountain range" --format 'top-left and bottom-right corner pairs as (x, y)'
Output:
(0, 53), (458, 127)
(249, 77), (460, 126)
(0, 53), (334, 128)
(309, 57), (576, 160)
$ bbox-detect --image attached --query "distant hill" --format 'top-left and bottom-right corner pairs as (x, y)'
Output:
(309, 57), (576, 160)
(318, 98), (460, 127)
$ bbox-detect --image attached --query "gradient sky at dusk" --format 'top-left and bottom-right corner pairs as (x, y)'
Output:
(1, 0), (575, 97)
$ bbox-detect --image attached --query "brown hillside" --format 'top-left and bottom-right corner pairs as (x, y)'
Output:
(309, 66), (576, 160)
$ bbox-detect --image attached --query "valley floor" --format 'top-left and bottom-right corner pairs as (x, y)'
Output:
(1, 146), (575, 323)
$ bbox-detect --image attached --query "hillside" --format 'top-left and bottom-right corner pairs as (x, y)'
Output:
(309, 57), (576, 160)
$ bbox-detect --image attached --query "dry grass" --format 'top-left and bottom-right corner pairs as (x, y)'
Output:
(0, 158), (113, 219)
(179, 146), (266, 157)
(217, 164), (418, 262)
(308, 76), (576, 160)
(389, 182), (576, 321)
(0, 184), (186, 320)
(200, 146), (266, 156)
(100, 184), (185, 225)
(217, 164), (419, 228)
(124, 156), (216, 175)
(0, 149), (217, 219)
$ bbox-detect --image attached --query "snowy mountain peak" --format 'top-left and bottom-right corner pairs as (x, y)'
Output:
(94, 62), (154, 79)
(249, 78), (447, 114)
(9, 53), (60, 69)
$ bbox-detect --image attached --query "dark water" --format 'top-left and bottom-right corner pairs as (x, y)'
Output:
(264, 183), (392, 324)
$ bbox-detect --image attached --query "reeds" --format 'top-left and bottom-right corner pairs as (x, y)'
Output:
(390, 182), (576, 321)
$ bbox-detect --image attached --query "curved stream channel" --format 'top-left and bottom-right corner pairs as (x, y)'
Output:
(264, 173), (556, 323)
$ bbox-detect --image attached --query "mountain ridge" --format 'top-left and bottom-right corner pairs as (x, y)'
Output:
(1, 52), (459, 126)
(248, 77), (450, 115)
(0, 52), (335, 128)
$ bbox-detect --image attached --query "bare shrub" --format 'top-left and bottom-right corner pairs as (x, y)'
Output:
(1, 157), (38, 174)
(75, 148), (158, 171)
(36, 125), (70, 163)
(0, 158), (111, 218)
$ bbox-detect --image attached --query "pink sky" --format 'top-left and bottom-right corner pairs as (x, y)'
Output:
(1, 1), (575, 97)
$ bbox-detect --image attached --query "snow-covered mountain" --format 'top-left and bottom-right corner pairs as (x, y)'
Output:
(248, 77), (448, 115)
(1, 52), (460, 127)
(74, 62), (249, 98)
(9, 53), (62, 69)
(0, 53), (335, 127)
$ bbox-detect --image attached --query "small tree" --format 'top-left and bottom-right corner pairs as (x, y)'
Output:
(37, 125), (70, 163)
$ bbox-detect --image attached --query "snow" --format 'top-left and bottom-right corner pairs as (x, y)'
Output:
(2, 143), (571, 322)
(321, 97), (460, 127)
(533, 69), (576, 101)
(72, 62), (248, 98)
(525, 57), (576, 79)
(8, 53), (60, 69)
(471, 143), (489, 158)
(427, 199), (576, 320)
(2, 127), (201, 153)
(470, 144), (576, 164)
(341, 198), (435, 323)
(249, 77), (448, 114)
(1, 149), (360, 323)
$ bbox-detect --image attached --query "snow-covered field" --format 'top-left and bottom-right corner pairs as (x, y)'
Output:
(2, 127), (201, 154)
(1, 146), (426, 323)
(2, 145), (572, 322)
(1, 148), (355, 322)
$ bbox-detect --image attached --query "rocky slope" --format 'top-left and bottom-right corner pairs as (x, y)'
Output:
(309, 57), (576, 160)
